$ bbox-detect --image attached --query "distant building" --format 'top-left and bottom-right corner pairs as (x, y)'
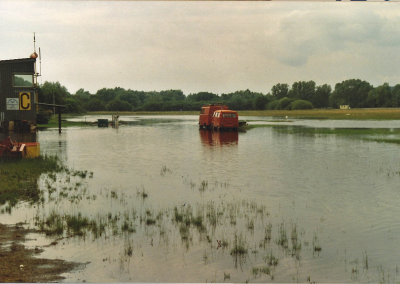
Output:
(340, 105), (350, 110)
(0, 57), (37, 132)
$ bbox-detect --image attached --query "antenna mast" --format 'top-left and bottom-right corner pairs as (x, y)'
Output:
(31, 32), (41, 85)
(31, 32), (41, 112)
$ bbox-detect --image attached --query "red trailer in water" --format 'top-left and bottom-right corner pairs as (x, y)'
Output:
(199, 103), (229, 129)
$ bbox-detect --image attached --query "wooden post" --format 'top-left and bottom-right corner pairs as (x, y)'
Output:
(58, 106), (62, 133)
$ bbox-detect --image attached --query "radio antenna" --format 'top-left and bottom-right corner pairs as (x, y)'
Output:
(31, 32), (41, 85)
(39, 47), (42, 82)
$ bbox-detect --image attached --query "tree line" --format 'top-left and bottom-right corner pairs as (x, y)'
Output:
(37, 79), (400, 115)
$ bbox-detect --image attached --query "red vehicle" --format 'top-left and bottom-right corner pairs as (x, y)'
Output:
(199, 103), (229, 129)
(211, 110), (239, 131)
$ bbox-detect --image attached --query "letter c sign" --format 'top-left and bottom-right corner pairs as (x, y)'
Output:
(19, 92), (31, 110)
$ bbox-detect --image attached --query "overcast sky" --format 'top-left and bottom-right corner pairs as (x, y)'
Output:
(1, 1), (400, 96)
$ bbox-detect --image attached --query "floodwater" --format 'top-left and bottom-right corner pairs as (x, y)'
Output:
(1, 115), (400, 283)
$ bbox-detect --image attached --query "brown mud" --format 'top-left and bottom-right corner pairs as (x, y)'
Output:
(0, 223), (80, 283)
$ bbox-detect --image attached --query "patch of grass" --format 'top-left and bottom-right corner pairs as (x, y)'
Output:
(36, 210), (64, 235)
(291, 223), (302, 259)
(0, 155), (63, 206)
(247, 219), (255, 231)
(252, 266), (271, 277)
(265, 223), (272, 242)
(264, 250), (279, 267)
(276, 222), (289, 250)
(125, 243), (133, 256)
(146, 218), (156, 225)
(199, 180), (208, 192)
(179, 223), (190, 240)
(231, 232), (248, 255)
(65, 213), (89, 235)
(122, 220), (136, 232)
(313, 233), (322, 253)
(160, 165), (172, 176)
(137, 186), (148, 199)
(37, 116), (92, 128)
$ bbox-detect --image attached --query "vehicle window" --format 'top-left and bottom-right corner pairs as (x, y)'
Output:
(223, 113), (237, 118)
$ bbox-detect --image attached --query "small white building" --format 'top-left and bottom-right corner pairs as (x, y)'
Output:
(340, 105), (350, 110)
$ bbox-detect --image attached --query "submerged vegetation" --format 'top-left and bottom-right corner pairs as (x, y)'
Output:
(0, 155), (62, 206)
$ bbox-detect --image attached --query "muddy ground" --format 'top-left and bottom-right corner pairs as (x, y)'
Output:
(0, 223), (80, 283)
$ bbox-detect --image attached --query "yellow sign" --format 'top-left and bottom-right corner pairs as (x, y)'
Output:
(19, 92), (31, 110)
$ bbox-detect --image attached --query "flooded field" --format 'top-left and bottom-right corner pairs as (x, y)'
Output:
(1, 115), (400, 283)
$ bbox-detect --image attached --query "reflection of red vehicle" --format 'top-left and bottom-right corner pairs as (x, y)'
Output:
(211, 110), (238, 131)
(199, 129), (238, 146)
(199, 103), (229, 129)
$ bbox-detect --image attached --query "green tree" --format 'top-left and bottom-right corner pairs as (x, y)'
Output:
(271, 83), (290, 100)
(116, 90), (141, 109)
(186, 91), (219, 102)
(266, 100), (279, 110)
(392, 84), (400, 108)
(106, 98), (132, 111)
(87, 98), (106, 111)
(253, 95), (270, 110)
(366, 90), (376, 108)
(330, 79), (373, 108)
(160, 90), (185, 102)
(38, 81), (70, 106)
(227, 94), (246, 110)
(277, 97), (295, 110)
(96, 88), (118, 103)
(367, 83), (392, 108)
(290, 100), (314, 110)
(288, 81), (316, 101)
(139, 101), (163, 111)
(64, 98), (85, 113)
(312, 84), (331, 108)
(144, 92), (163, 104)
(74, 88), (92, 103)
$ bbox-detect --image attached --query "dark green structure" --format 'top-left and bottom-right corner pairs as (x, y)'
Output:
(0, 58), (37, 132)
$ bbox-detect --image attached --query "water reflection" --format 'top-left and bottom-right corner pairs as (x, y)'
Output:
(199, 129), (238, 146)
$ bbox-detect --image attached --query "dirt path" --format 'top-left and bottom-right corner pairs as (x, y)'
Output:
(0, 223), (80, 282)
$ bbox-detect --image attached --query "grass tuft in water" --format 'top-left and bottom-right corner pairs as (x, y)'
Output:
(264, 250), (279, 267)
(231, 232), (248, 255)
(276, 222), (289, 250)
(252, 266), (271, 278)
(313, 233), (322, 252)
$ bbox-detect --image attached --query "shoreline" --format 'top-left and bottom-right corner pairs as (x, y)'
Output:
(76, 108), (400, 120)
(0, 223), (79, 282)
